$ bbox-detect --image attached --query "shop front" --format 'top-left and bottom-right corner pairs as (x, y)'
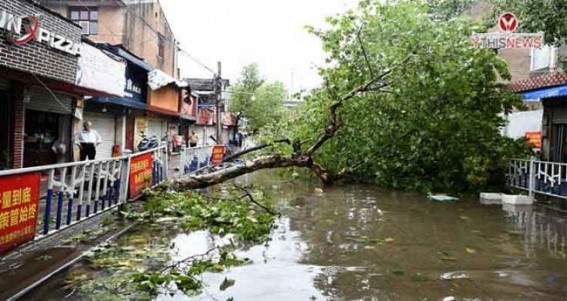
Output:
(146, 69), (187, 150)
(0, 0), (82, 169)
(510, 73), (567, 162)
(178, 90), (198, 147)
(87, 45), (151, 154)
(24, 88), (75, 167)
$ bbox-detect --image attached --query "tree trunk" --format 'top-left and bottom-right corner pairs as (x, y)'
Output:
(173, 154), (336, 190)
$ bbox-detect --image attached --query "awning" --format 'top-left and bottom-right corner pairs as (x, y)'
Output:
(148, 69), (188, 90)
(115, 48), (153, 71)
(89, 96), (147, 110)
(523, 85), (567, 101)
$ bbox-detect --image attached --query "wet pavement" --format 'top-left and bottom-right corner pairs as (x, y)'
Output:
(23, 171), (567, 300)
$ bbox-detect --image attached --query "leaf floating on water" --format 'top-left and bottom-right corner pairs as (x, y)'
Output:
(411, 273), (429, 282)
(465, 247), (476, 254)
(384, 237), (395, 243)
(219, 277), (236, 291)
(438, 251), (457, 261)
(459, 216), (469, 220)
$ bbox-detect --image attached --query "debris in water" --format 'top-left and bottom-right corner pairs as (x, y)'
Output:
(219, 277), (236, 291)
(427, 193), (459, 202)
(314, 188), (324, 195)
(442, 296), (456, 301)
(495, 271), (510, 278)
(465, 247), (477, 254)
(440, 271), (469, 280)
(438, 251), (457, 261)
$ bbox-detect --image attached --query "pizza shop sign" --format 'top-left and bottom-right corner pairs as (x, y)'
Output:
(471, 12), (544, 49)
(0, 9), (80, 56)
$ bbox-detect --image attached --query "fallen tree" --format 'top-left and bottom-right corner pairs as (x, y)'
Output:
(173, 55), (413, 190)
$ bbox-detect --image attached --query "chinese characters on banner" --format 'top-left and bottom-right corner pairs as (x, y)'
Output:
(0, 172), (41, 256)
(129, 153), (153, 198)
(525, 131), (542, 149)
(211, 145), (226, 165)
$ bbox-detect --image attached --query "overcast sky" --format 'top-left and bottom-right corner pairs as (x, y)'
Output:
(160, 0), (358, 93)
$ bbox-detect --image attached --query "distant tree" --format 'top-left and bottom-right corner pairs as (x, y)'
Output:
(229, 64), (286, 133)
(427, 0), (476, 21)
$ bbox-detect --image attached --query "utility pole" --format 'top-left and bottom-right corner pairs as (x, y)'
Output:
(215, 61), (223, 144)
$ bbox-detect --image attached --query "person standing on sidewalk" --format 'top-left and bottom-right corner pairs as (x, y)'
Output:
(189, 130), (199, 148)
(76, 121), (102, 160)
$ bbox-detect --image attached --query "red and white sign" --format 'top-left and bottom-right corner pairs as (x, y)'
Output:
(525, 131), (541, 149)
(471, 11), (543, 49)
(211, 145), (226, 165)
(498, 12), (518, 33)
(0, 9), (81, 56)
(0, 172), (41, 256)
(129, 153), (153, 198)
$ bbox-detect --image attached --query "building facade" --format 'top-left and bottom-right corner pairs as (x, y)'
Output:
(41, 0), (178, 77)
(41, 0), (193, 155)
(0, 0), (83, 169)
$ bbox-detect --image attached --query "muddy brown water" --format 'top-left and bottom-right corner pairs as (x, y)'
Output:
(24, 172), (567, 300)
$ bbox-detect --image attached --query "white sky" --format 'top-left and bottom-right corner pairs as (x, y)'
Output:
(160, 0), (358, 93)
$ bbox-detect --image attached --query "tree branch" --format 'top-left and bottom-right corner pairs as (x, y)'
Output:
(232, 183), (277, 215)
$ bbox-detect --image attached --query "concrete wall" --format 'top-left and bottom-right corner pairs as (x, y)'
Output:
(123, 1), (177, 76)
(41, 0), (178, 77)
(502, 110), (543, 139)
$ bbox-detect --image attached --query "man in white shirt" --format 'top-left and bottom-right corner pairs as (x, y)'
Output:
(75, 121), (102, 160)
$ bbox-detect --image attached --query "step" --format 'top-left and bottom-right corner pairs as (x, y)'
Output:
(501, 194), (534, 205)
(479, 193), (503, 205)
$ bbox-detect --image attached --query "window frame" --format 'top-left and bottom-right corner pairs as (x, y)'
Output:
(158, 33), (165, 59)
(69, 7), (98, 36)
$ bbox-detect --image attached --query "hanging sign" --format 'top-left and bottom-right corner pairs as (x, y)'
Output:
(470, 12), (543, 49)
(129, 153), (153, 198)
(525, 131), (541, 149)
(0, 9), (81, 56)
(0, 172), (41, 256)
(211, 145), (226, 165)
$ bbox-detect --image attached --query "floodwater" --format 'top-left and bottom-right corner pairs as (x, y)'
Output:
(25, 172), (567, 300)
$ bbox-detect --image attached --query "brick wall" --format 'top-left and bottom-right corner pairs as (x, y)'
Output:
(11, 83), (24, 169)
(0, 0), (81, 83)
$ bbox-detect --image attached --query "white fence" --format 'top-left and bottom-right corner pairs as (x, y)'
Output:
(0, 146), (168, 254)
(180, 145), (214, 175)
(507, 158), (567, 199)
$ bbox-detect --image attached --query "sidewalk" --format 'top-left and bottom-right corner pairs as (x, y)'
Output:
(0, 209), (129, 300)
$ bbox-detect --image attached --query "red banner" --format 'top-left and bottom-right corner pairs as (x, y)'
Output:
(211, 145), (226, 165)
(0, 172), (41, 256)
(129, 153), (153, 198)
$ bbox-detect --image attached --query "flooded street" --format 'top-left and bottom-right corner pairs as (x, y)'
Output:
(27, 172), (567, 300)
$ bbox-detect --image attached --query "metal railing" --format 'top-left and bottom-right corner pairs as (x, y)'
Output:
(0, 145), (168, 244)
(180, 145), (213, 175)
(507, 158), (567, 200)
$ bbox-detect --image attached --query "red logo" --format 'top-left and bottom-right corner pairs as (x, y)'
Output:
(498, 12), (518, 33)
(6, 14), (40, 46)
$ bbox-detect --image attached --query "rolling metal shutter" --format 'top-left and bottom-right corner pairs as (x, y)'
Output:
(147, 118), (166, 142)
(82, 111), (116, 159)
(26, 87), (74, 115)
